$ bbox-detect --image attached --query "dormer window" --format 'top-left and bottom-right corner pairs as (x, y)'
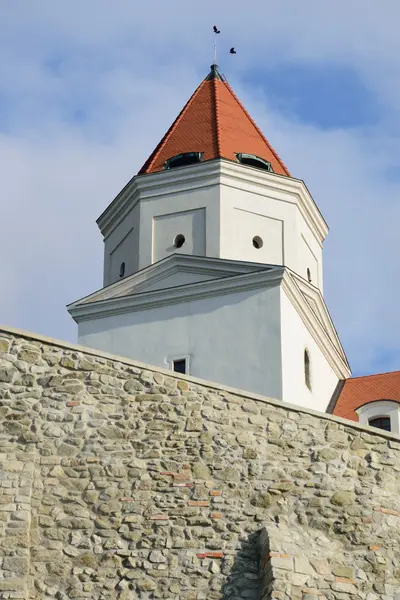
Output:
(164, 152), (203, 170)
(236, 153), (274, 173)
(356, 400), (400, 434)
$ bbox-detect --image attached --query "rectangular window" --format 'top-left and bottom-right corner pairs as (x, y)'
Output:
(173, 359), (187, 374)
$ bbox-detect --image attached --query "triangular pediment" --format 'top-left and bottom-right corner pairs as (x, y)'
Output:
(67, 256), (349, 378)
(68, 254), (277, 309)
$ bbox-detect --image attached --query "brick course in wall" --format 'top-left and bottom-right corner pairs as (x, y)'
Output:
(0, 326), (400, 599)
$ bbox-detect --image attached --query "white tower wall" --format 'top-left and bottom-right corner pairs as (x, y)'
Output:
(103, 202), (140, 286)
(99, 160), (327, 290)
(77, 284), (284, 401)
(138, 184), (220, 270)
(219, 165), (324, 289)
(280, 289), (338, 411)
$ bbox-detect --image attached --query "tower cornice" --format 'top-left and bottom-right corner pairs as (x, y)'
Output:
(97, 159), (328, 245)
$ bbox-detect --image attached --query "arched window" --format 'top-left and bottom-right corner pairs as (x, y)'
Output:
(304, 349), (311, 390)
(119, 262), (126, 278)
(369, 417), (391, 432)
(307, 268), (312, 283)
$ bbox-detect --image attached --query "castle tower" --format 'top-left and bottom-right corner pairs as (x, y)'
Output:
(68, 65), (350, 410)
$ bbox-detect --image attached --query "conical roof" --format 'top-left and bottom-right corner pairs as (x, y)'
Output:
(138, 65), (290, 176)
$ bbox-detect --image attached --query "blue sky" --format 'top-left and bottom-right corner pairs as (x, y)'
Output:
(1, 0), (400, 377)
(243, 65), (381, 130)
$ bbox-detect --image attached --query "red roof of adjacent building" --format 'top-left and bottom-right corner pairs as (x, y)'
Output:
(333, 371), (400, 421)
(138, 64), (290, 176)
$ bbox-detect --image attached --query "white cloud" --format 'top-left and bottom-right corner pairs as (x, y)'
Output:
(1, 0), (400, 375)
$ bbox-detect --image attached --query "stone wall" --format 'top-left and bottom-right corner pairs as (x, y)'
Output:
(1, 326), (400, 600)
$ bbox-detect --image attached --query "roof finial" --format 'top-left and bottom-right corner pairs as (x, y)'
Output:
(206, 62), (222, 81)
(212, 25), (220, 66)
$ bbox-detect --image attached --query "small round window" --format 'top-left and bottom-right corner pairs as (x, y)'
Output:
(119, 262), (126, 278)
(252, 236), (263, 249)
(174, 234), (185, 248)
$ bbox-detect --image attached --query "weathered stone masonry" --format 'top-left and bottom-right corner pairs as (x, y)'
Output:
(1, 326), (400, 600)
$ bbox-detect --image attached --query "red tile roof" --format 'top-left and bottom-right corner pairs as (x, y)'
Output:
(138, 65), (290, 176)
(333, 371), (400, 421)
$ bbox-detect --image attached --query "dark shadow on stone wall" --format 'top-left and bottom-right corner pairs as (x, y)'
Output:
(221, 529), (267, 600)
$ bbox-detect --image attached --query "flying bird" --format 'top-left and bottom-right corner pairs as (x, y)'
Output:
(230, 47), (236, 54)
(213, 26), (220, 34)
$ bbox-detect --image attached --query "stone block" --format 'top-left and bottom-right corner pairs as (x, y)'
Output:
(2, 556), (29, 573)
(294, 556), (315, 575)
(332, 565), (355, 579)
(185, 417), (203, 431)
(331, 491), (354, 506)
(0, 339), (10, 353)
(0, 367), (16, 383)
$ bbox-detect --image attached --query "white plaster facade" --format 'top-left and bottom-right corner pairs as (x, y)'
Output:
(68, 254), (350, 411)
(74, 278), (283, 401)
(98, 160), (327, 292)
(280, 288), (339, 410)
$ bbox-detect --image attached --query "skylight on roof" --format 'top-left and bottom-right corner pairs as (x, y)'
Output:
(236, 153), (274, 172)
(164, 152), (203, 170)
